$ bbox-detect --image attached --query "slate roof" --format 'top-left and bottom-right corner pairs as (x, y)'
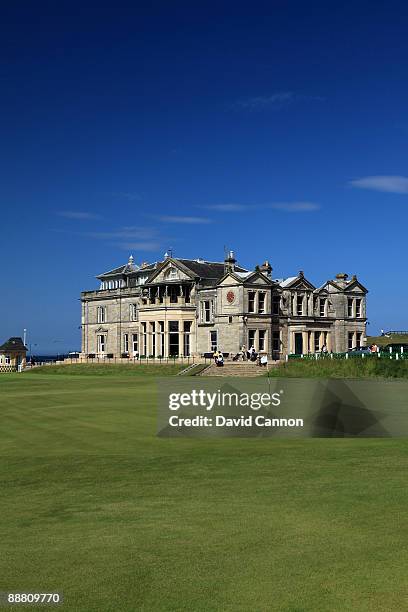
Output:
(0, 337), (27, 352)
(278, 276), (298, 287)
(97, 258), (248, 282)
(176, 259), (248, 279)
(97, 262), (157, 279)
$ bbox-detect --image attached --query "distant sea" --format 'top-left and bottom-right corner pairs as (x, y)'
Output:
(29, 354), (78, 363)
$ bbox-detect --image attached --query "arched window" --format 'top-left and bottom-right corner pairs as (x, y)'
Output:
(165, 267), (178, 280)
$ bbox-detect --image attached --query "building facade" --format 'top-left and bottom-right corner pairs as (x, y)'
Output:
(0, 337), (27, 371)
(80, 252), (368, 360)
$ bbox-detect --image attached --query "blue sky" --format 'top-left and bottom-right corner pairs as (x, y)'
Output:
(1, 1), (408, 352)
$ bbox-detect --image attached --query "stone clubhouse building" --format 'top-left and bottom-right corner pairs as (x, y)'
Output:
(80, 251), (368, 360)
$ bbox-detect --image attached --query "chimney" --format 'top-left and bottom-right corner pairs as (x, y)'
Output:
(224, 250), (236, 273)
(335, 272), (349, 287)
(259, 260), (272, 277)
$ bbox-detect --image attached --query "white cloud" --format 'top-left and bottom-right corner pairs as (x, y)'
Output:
(58, 211), (101, 220)
(201, 203), (249, 212)
(350, 175), (408, 194)
(199, 201), (320, 213)
(157, 216), (212, 224)
(85, 228), (157, 240)
(268, 202), (320, 212)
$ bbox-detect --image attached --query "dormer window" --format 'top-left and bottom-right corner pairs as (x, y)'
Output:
(165, 267), (178, 281)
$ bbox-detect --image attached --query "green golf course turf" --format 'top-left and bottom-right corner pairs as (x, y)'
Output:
(0, 369), (407, 611)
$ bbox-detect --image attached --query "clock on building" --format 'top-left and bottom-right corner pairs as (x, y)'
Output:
(226, 290), (235, 304)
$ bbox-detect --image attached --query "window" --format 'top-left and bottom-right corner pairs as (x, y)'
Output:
(150, 322), (156, 356)
(169, 286), (178, 303)
(168, 321), (179, 357)
(348, 298), (353, 317)
(141, 322), (147, 355)
(183, 321), (192, 357)
(356, 332), (362, 348)
(297, 296), (304, 316)
(210, 330), (218, 352)
(165, 267), (178, 280)
(123, 333), (129, 353)
(132, 333), (138, 355)
(356, 299), (362, 318)
(348, 332), (354, 350)
(201, 300), (213, 323)
(97, 306), (106, 323)
(248, 329), (256, 348)
(97, 335), (106, 353)
(258, 292), (266, 314)
(228, 316), (233, 324)
(158, 322), (165, 356)
(272, 331), (280, 355)
(320, 298), (326, 317)
(314, 332), (321, 352)
(259, 330), (266, 351)
(5, 355), (11, 365)
(248, 291), (256, 313)
(272, 295), (280, 315)
(130, 303), (138, 321)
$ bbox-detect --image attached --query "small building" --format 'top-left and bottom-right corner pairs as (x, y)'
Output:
(0, 337), (27, 371)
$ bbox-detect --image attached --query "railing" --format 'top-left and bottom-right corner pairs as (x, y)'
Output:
(287, 351), (408, 361)
(0, 365), (18, 373)
(64, 355), (198, 366)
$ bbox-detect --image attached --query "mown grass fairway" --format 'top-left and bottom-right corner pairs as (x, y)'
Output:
(0, 369), (407, 611)
(268, 357), (408, 378)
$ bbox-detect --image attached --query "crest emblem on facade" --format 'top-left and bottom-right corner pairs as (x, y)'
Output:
(227, 290), (235, 304)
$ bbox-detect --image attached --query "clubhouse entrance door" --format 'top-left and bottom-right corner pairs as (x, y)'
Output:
(294, 333), (303, 355)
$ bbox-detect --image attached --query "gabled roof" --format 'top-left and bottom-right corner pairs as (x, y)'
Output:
(145, 258), (198, 283)
(145, 257), (249, 285)
(314, 280), (341, 293)
(314, 278), (369, 294)
(97, 261), (156, 279)
(278, 274), (315, 290)
(0, 337), (27, 352)
(278, 276), (298, 287)
(344, 279), (369, 293)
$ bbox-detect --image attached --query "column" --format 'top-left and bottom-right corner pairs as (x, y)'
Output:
(179, 321), (183, 357)
(155, 331), (161, 357)
(302, 331), (308, 354)
(292, 292), (297, 316)
(164, 328), (169, 358)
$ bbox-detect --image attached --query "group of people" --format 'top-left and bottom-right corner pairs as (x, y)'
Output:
(231, 345), (268, 367)
(212, 350), (225, 367)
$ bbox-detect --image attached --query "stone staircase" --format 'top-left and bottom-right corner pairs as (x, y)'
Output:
(200, 361), (279, 377)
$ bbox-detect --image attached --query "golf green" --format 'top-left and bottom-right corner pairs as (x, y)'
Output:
(0, 370), (406, 611)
